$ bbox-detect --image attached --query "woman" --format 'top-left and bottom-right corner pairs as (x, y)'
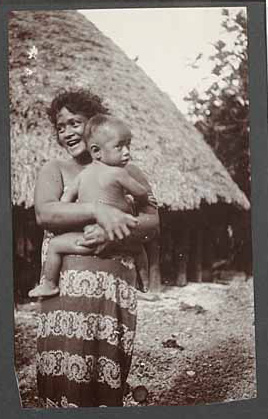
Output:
(35, 88), (159, 408)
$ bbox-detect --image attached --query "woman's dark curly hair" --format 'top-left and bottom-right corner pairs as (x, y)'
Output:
(47, 88), (109, 129)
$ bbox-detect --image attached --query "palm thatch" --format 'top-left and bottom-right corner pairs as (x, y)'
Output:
(9, 10), (249, 210)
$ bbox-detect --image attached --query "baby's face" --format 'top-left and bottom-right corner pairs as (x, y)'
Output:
(99, 122), (132, 167)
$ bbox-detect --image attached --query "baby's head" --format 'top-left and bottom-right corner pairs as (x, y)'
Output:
(84, 114), (132, 167)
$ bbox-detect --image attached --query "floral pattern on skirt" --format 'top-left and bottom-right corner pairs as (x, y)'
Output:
(37, 233), (137, 408)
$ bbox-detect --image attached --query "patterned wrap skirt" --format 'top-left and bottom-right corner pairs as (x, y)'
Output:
(36, 234), (137, 408)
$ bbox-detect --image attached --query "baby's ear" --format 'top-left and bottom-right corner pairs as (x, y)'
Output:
(90, 143), (101, 159)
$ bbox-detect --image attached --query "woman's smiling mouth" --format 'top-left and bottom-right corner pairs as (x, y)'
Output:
(67, 139), (80, 147)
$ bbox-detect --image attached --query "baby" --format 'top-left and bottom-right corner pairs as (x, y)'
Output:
(29, 114), (150, 298)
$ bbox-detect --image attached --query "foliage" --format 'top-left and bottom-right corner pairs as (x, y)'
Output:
(184, 9), (250, 199)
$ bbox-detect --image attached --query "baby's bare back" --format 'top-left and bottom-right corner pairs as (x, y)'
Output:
(78, 163), (130, 212)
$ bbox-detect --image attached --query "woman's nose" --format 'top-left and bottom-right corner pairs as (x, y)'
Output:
(63, 124), (75, 139)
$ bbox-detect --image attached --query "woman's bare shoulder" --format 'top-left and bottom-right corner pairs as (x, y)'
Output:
(39, 158), (71, 174)
(35, 159), (64, 206)
(36, 159), (65, 187)
(39, 158), (62, 170)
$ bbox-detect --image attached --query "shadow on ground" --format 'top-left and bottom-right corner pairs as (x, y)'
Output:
(146, 338), (255, 406)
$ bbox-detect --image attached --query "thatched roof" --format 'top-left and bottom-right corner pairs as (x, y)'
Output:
(9, 10), (249, 210)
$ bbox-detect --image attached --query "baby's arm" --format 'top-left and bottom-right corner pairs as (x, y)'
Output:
(60, 175), (81, 203)
(116, 168), (148, 205)
(125, 163), (157, 209)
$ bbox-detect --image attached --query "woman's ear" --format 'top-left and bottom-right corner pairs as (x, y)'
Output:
(90, 143), (101, 160)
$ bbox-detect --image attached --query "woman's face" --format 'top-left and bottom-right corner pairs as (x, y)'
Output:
(56, 107), (88, 158)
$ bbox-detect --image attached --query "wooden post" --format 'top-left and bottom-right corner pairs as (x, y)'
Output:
(175, 254), (188, 287)
(160, 215), (174, 285)
(174, 228), (189, 287)
(202, 227), (214, 282)
(195, 228), (203, 282)
(145, 238), (162, 292)
(189, 227), (203, 282)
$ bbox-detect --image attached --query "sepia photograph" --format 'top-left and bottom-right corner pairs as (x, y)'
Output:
(9, 6), (256, 408)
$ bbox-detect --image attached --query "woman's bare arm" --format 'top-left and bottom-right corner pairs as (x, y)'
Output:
(34, 160), (96, 231)
(82, 205), (159, 257)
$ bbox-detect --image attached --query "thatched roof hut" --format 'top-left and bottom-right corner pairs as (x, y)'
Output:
(9, 10), (249, 211)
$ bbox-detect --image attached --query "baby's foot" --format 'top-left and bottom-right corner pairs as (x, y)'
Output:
(28, 282), (59, 298)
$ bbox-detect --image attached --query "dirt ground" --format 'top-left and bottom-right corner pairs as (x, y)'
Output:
(14, 274), (256, 408)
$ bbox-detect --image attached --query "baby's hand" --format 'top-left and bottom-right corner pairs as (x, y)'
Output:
(83, 224), (108, 245)
(75, 238), (89, 247)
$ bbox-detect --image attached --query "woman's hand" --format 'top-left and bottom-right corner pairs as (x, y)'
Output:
(94, 203), (138, 241)
(81, 224), (142, 256)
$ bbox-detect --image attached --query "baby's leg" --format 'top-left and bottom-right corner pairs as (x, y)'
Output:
(135, 245), (149, 293)
(45, 231), (95, 277)
(28, 232), (94, 298)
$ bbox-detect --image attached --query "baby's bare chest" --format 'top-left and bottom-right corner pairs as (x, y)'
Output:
(78, 167), (124, 203)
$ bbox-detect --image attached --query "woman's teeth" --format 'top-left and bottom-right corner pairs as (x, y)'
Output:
(67, 140), (79, 147)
